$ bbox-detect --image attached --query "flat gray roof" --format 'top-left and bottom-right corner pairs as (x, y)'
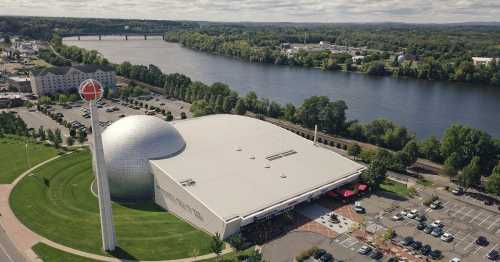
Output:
(151, 115), (365, 221)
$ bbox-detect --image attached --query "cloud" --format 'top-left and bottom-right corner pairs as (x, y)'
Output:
(1, 0), (499, 23)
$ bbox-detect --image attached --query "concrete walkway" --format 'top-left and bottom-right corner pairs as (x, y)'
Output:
(0, 153), (233, 262)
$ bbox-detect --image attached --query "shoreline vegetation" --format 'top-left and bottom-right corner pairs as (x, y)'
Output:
(37, 35), (500, 196)
(163, 27), (500, 88)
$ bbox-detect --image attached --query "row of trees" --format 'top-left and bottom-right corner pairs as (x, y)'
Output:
(0, 112), (28, 137)
(165, 28), (500, 87)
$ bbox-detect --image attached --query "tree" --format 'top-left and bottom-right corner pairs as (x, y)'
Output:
(485, 166), (500, 196)
(77, 131), (86, 144)
(402, 140), (419, 166)
(234, 99), (247, 115)
(347, 144), (362, 160)
(418, 136), (442, 162)
(180, 112), (187, 119)
(165, 112), (174, 121)
(66, 136), (74, 146)
(457, 156), (482, 190)
(228, 233), (245, 251)
(191, 100), (213, 117)
(443, 152), (461, 177)
(54, 128), (62, 144)
(283, 103), (296, 122)
(210, 232), (224, 261)
(47, 129), (55, 143)
(244, 91), (258, 112)
(38, 126), (46, 141)
(360, 150), (388, 190)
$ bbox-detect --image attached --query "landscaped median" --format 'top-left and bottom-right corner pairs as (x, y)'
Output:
(10, 149), (213, 261)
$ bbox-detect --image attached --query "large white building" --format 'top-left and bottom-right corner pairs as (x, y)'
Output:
(30, 65), (116, 96)
(102, 114), (365, 239)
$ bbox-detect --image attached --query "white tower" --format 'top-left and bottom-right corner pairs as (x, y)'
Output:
(79, 79), (117, 251)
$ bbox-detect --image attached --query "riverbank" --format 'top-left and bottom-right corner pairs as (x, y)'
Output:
(64, 38), (500, 139)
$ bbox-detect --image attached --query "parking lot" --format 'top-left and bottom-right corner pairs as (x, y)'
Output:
(380, 190), (500, 261)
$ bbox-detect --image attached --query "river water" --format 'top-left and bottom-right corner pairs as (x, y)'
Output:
(64, 36), (500, 138)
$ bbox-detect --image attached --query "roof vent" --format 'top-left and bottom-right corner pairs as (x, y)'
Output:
(180, 178), (196, 187)
(280, 174), (287, 179)
(264, 163), (271, 168)
(249, 155), (255, 160)
(236, 147), (242, 152)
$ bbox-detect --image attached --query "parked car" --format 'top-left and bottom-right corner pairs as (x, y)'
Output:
(417, 223), (426, 230)
(319, 253), (333, 262)
(407, 209), (419, 219)
(441, 233), (454, 242)
(430, 220), (443, 228)
(313, 249), (327, 259)
(358, 245), (372, 255)
(420, 244), (432, 256)
(415, 215), (426, 222)
(430, 250), (442, 260)
(353, 202), (365, 213)
(452, 187), (464, 195)
(431, 227), (443, 237)
(449, 258), (461, 262)
(487, 250), (499, 260)
(370, 250), (383, 260)
(118, 114), (126, 118)
(410, 241), (422, 251)
(484, 199), (494, 206)
(401, 236), (414, 246)
(387, 257), (398, 262)
(430, 200), (442, 209)
(400, 210), (409, 216)
(476, 236), (489, 246)
(392, 213), (404, 221)
(424, 225), (434, 234)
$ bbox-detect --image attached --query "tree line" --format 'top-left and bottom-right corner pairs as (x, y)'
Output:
(165, 27), (500, 87)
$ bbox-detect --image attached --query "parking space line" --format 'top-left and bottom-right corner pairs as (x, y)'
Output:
(469, 211), (482, 223)
(461, 209), (474, 220)
(451, 206), (466, 217)
(463, 239), (475, 251)
(453, 233), (470, 247)
(487, 217), (500, 230)
(478, 215), (492, 226)
(472, 245), (483, 255)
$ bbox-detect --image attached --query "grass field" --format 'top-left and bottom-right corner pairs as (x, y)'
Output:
(32, 243), (100, 262)
(0, 136), (58, 184)
(11, 150), (212, 260)
(380, 178), (412, 198)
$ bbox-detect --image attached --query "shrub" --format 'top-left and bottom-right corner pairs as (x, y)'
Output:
(423, 195), (439, 206)
(296, 246), (319, 262)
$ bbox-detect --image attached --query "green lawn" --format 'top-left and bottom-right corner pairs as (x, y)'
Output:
(10, 150), (212, 260)
(0, 136), (58, 184)
(32, 243), (100, 262)
(380, 178), (412, 198)
(417, 178), (433, 187)
(198, 248), (255, 262)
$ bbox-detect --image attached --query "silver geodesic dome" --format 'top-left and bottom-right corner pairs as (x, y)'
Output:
(101, 115), (185, 200)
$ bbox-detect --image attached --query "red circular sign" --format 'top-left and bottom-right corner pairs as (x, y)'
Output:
(79, 79), (103, 101)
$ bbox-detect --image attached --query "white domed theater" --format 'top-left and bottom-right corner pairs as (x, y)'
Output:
(102, 114), (365, 239)
(102, 115), (185, 200)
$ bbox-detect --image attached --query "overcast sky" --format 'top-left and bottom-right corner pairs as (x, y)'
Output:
(2, 0), (500, 23)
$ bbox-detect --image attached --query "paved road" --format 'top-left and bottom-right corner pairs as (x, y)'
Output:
(0, 227), (26, 262)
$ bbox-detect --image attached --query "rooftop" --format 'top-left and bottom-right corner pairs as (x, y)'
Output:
(150, 114), (365, 221)
(31, 64), (114, 77)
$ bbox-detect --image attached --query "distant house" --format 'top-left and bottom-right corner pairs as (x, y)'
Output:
(8, 76), (31, 93)
(30, 64), (116, 96)
(352, 56), (365, 63)
(472, 57), (495, 66)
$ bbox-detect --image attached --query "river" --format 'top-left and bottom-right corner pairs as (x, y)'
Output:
(64, 36), (500, 139)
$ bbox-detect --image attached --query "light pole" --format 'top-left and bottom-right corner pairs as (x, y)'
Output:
(79, 79), (116, 252)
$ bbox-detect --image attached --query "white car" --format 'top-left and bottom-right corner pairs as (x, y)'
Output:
(430, 220), (443, 228)
(400, 210), (408, 216)
(407, 209), (419, 219)
(392, 213), (404, 221)
(449, 258), (460, 262)
(441, 233), (454, 242)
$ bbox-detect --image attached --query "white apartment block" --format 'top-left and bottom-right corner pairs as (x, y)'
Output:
(30, 65), (116, 96)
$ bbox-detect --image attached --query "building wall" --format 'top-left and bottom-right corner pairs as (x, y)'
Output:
(31, 69), (116, 96)
(150, 163), (228, 238)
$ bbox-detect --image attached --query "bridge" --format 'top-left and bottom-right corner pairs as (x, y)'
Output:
(62, 33), (166, 41)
